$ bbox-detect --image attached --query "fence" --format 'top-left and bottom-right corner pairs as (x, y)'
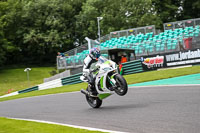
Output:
(57, 25), (156, 69)
(110, 25), (155, 38)
(58, 19), (200, 70)
(57, 40), (100, 69)
(58, 34), (200, 70)
(164, 18), (200, 30)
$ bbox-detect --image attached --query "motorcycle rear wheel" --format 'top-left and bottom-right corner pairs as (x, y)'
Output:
(86, 88), (102, 108)
(114, 74), (128, 96)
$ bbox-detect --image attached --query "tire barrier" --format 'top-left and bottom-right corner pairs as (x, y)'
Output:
(18, 86), (39, 94)
(39, 79), (62, 90)
(122, 59), (144, 75)
(0, 59), (144, 98)
(0, 86), (39, 98)
(61, 73), (83, 85)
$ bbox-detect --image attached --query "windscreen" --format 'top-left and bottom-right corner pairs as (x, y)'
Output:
(98, 56), (108, 64)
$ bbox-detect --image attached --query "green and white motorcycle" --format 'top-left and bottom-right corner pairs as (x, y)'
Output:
(80, 56), (128, 108)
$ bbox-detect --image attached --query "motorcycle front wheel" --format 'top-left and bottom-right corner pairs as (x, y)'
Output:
(86, 88), (102, 108)
(114, 74), (128, 96)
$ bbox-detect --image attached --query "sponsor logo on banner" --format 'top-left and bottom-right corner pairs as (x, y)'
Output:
(165, 49), (200, 66)
(142, 55), (164, 68)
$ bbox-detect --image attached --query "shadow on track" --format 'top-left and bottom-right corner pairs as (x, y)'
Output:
(86, 103), (149, 111)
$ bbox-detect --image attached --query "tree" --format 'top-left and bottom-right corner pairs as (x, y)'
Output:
(181, 0), (200, 19)
(152, 0), (182, 28)
(0, 0), (85, 65)
(76, 0), (161, 41)
(0, 0), (16, 66)
(1, 0), (199, 67)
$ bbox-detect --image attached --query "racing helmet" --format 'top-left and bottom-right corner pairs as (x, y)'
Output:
(90, 47), (101, 59)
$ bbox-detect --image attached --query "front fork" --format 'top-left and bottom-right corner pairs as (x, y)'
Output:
(108, 73), (117, 88)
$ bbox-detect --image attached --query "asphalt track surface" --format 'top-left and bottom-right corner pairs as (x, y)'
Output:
(0, 85), (200, 133)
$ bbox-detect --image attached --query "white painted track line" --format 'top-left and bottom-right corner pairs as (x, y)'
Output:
(9, 117), (128, 133)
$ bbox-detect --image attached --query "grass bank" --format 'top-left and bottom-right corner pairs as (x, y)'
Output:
(0, 117), (105, 133)
(0, 65), (200, 102)
(125, 65), (200, 84)
(0, 67), (54, 96)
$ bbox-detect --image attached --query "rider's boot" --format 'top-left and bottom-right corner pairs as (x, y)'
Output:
(88, 84), (97, 96)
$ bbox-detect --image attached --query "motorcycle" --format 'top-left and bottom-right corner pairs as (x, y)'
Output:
(80, 56), (128, 108)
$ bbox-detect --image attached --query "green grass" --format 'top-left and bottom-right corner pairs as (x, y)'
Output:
(0, 117), (106, 133)
(125, 65), (200, 85)
(0, 65), (200, 102)
(0, 83), (88, 102)
(0, 67), (54, 96)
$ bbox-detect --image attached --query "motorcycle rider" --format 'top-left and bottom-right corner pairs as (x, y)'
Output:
(80, 47), (101, 95)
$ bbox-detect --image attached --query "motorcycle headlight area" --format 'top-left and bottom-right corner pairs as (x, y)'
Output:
(103, 67), (112, 71)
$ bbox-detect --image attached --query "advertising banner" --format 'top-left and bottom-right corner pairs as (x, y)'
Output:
(165, 49), (200, 67)
(141, 55), (164, 69)
(141, 49), (200, 70)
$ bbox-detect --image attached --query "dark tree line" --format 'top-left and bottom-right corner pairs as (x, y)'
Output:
(0, 0), (199, 67)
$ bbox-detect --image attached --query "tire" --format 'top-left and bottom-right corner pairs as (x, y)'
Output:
(86, 88), (102, 108)
(114, 74), (128, 96)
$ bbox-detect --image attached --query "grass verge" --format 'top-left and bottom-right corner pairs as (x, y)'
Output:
(0, 83), (87, 102)
(0, 65), (200, 102)
(0, 67), (54, 96)
(125, 65), (200, 84)
(0, 117), (106, 133)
